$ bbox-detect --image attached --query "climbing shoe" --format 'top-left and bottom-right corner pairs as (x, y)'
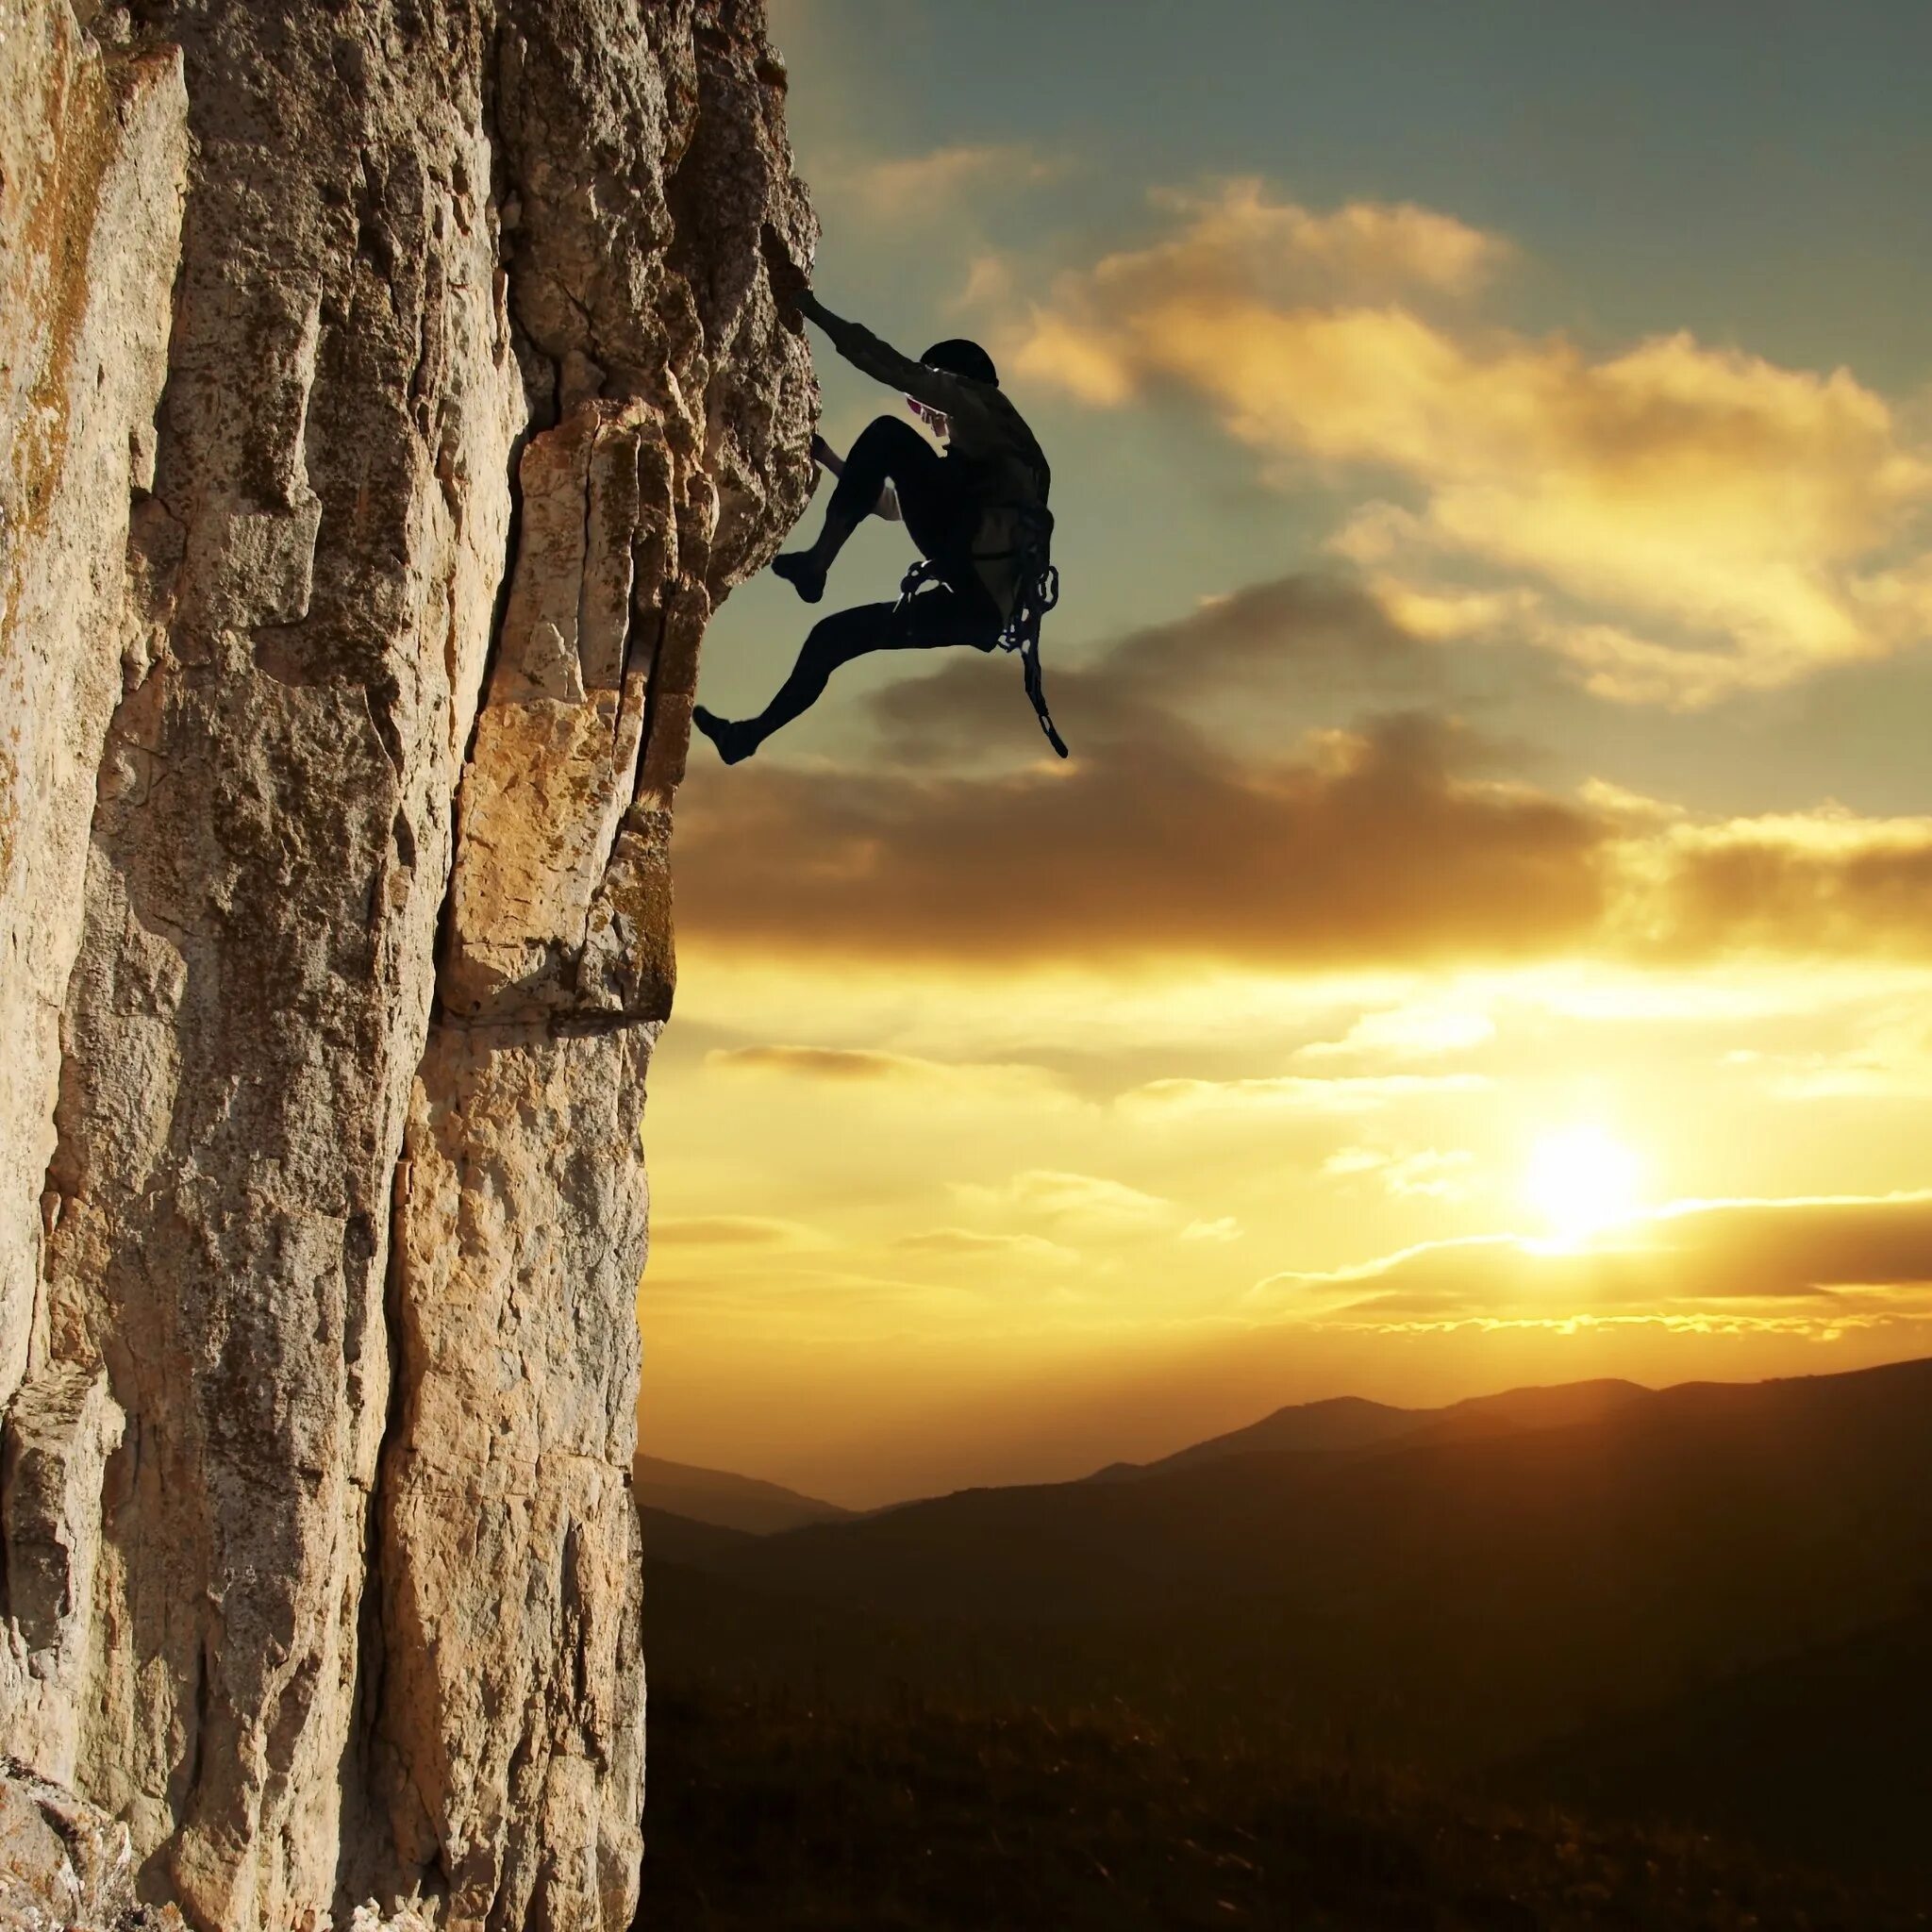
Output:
(770, 550), (825, 604)
(692, 705), (758, 766)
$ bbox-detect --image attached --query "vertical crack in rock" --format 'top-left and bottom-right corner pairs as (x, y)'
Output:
(375, 8), (818, 1924)
(2, 2), (817, 1927)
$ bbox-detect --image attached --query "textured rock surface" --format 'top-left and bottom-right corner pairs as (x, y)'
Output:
(0, 0), (188, 1581)
(0, 2), (816, 1926)
(0, 1755), (179, 1930)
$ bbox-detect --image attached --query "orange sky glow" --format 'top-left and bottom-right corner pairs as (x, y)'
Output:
(639, 6), (1932, 1508)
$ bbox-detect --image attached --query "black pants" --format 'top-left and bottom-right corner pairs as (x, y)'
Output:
(747, 417), (1003, 746)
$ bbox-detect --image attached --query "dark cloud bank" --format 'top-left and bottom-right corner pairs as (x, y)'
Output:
(676, 573), (1932, 971)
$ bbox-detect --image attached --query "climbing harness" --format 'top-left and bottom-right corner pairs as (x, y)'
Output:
(894, 501), (1068, 758)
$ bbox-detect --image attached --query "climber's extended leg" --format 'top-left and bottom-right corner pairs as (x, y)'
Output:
(694, 584), (998, 764)
(772, 416), (954, 604)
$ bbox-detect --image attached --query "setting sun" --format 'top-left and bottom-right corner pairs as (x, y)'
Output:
(1524, 1125), (1644, 1245)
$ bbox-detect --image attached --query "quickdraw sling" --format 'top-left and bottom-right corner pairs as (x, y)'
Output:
(895, 501), (1068, 758)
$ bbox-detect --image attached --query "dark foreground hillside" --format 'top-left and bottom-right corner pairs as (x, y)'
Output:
(645, 1358), (1932, 1797)
(640, 1686), (1931, 1932)
(1510, 1608), (1932, 1882)
(641, 1359), (1932, 1924)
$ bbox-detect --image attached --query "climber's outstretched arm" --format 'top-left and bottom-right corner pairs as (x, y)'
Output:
(796, 290), (984, 422)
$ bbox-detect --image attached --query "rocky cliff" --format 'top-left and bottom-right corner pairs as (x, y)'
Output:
(0, 2), (816, 1924)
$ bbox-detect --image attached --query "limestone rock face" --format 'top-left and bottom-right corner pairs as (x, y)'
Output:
(0, 3), (816, 1926)
(0, 0), (189, 1589)
(0, 1756), (164, 1932)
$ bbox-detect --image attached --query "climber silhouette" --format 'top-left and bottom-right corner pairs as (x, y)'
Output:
(693, 262), (1062, 763)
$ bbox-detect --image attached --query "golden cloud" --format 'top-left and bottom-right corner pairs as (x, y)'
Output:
(1008, 181), (1932, 703)
(709, 1044), (922, 1080)
(651, 1215), (820, 1248)
(1296, 1002), (1496, 1060)
(1323, 1145), (1479, 1201)
(677, 686), (1607, 972)
(1624, 807), (1932, 958)
(706, 1044), (1073, 1101)
(1122, 1073), (1490, 1119)
(950, 1169), (1177, 1237)
(679, 575), (1932, 974)
(891, 1228), (1078, 1264)
(824, 142), (1057, 221)
(1078, 177), (1509, 307)
(1255, 1191), (1932, 1327)
(1179, 1216), (1243, 1243)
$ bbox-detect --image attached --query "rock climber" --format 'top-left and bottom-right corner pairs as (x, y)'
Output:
(692, 257), (1065, 762)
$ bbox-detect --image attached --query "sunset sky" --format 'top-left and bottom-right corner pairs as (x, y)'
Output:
(641, 0), (1932, 1507)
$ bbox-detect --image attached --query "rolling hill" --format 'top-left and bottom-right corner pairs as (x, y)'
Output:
(1507, 1605), (1932, 1880)
(632, 1452), (853, 1534)
(1091, 1375), (1653, 1479)
(645, 1356), (1932, 1845)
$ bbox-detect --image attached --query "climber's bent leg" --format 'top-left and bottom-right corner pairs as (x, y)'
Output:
(694, 587), (1000, 763)
(753, 602), (897, 740)
(830, 416), (948, 536)
(694, 603), (895, 763)
(773, 417), (955, 603)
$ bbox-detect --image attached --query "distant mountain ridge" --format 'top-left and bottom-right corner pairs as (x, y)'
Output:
(650, 1356), (1932, 1773)
(713, 1356), (1932, 1621)
(632, 1454), (853, 1535)
(1090, 1375), (1653, 1480)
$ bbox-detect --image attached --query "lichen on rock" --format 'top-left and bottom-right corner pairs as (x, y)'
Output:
(0, 2), (817, 1925)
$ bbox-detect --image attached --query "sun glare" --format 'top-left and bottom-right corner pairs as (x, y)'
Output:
(1523, 1124), (1643, 1245)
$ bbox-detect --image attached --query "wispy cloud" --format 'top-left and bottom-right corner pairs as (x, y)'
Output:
(1023, 177), (1510, 342)
(1323, 1146), (1479, 1201)
(1179, 1216), (1244, 1243)
(652, 1215), (822, 1248)
(820, 142), (1059, 221)
(1123, 1073), (1490, 1119)
(1296, 1002), (1496, 1061)
(1252, 1191), (1932, 1327)
(1619, 804), (1932, 958)
(951, 1169), (1178, 1237)
(708, 1044), (1071, 1101)
(892, 1227), (1078, 1264)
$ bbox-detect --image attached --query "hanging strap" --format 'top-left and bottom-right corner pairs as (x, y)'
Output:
(1019, 629), (1068, 758)
(893, 502), (1069, 758)
(993, 508), (1066, 758)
